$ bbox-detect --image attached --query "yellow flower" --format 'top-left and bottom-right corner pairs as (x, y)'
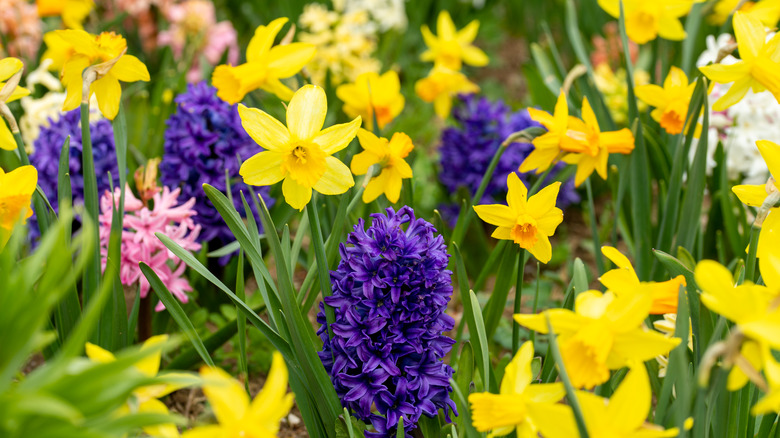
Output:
(699, 11), (780, 111)
(238, 84), (359, 211)
(415, 65), (479, 119)
(600, 246), (687, 314)
(529, 364), (680, 437)
(183, 352), (294, 438)
(593, 63), (650, 126)
(0, 165), (36, 249)
(473, 173), (563, 263)
(521, 91), (571, 174)
(336, 71), (405, 131)
(515, 290), (680, 389)
(37, 0), (94, 30)
(635, 66), (696, 134)
(561, 97), (635, 186)
(420, 10), (488, 70)
(709, 0), (780, 26)
(597, 0), (694, 44)
(212, 18), (316, 104)
(0, 58), (30, 150)
(351, 129), (413, 204)
(55, 30), (150, 120)
(86, 335), (191, 438)
(469, 341), (564, 438)
(752, 348), (780, 414)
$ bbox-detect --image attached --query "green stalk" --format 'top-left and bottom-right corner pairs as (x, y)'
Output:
(585, 177), (605, 275)
(546, 314), (590, 438)
(512, 249), (529, 354)
(306, 196), (336, 341)
(80, 102), (101, 304)
(745, 227), (760, 284)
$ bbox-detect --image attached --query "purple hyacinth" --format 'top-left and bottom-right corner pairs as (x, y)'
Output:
(318, 207), (457, 437)
(160, 81), (272, 245)
(30, 109), (118, 218)
(438, 94), (579, 218)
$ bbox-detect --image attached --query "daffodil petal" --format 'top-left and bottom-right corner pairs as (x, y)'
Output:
(287, 84), (326, 141)
(266, 43), (317, 78)
(282, 176), (313, 210)
(313, 117), (361, 155)
(112, 55), (150, 82)
(238, 104), (290, 151)
(473, 204), (516, 228)
(246, 17), (288, 62)
(313, 156), (354, 195)
(92, 75), (122, 120)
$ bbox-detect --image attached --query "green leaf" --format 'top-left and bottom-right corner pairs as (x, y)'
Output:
(482, 242), (517, 340)
(468, 290), (492, 392)
(54, 136), (80, 348)
(572, 257), (589, 295)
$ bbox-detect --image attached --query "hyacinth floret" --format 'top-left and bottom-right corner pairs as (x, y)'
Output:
(160, 81), (272, 246)
(317, 206), (457, 437)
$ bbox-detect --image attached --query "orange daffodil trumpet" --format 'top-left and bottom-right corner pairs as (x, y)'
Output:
(598, 0), (695, 44)
(468, 341), (565, 438)
(351, 129), (414, 204)
(699, 11), (780, 111)
(515, 290), (680, 389)
(336, 70), (405, 131)
(212, 18), (316, 104)
(415, 65), (479, 119)
(420, 11), (488, 70)
(183, 352), (294, 438)
(635, 66), (696, 135)
(52, 30), (150, 120)
(238, 85), (360, 211)
(0, 58), (30, 150)
(0, 165), (37, 250)
(473, 173), (563, 264)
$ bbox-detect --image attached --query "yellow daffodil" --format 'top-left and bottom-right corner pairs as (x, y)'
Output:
(600, 246), (687, 314)
(521, 91), (575, 174)
(515, 290), (680, 389)
(212, 18), (316, 104)
(86, 335), (191, 438)
(54, 30), (150, 120)
(529, 365), (680, 437)
(415, 64), (479, 119)
(420, 10), (488, 70)
(336, 71), (405, 131)
(238, 85), (360, 211)
(593, 64), (651, 125)
(560, 97), (635, 186)
(183, 352), (294, 438)
(469, 341), (564, 438)
(635, 66), (696, 134)
(0, 165), (37, 250)
(0, 58), (30, 150)
(597, 0), (695, 44)
(37, 0), (94, 30)
(699, 11), (780, 111)
(351, 129), (413, 204)
(473, 173), (563, 263)
(732, 140), (780, 288)
(709, 0), (780, 26)
(752, 350), (780, 414)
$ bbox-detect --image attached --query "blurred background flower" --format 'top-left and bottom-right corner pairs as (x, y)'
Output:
(0, 0), (41, 61)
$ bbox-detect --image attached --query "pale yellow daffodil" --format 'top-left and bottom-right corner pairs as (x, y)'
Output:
(415, 64), (479, 119)
(420, 10), (488, 70)
(635, 66), (696, 134)
(598, 0), (695, 44)
(238, 84), (360, 211)
(336, 70), (405, 131)
(212, 18), (316, 104)
(699, 11), (780, 111)
(182, 352), (294, 438)
(474, 173), (563, 263)
(0, 58), (30, 150)
(351, 129), (413, 204)
(469, 341), (564, 438)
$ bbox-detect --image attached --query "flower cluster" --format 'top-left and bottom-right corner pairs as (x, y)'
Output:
(160, 82), (272, 245)
(98, 185), (201, 311)
(0, 0), (41, 61)
(438, 94), (580, 214)
(339, 0), (407, 32)
(318, 206), (457, 437)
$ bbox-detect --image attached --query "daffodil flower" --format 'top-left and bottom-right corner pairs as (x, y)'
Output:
(635, 66), (696, 134)
(336, 70), (405, 131)
(560, 97), (635, 186)
(600, 246), (687, 314)
(0, 165), (37, 250)
(515, 290), (680, 389)
(212, 17), (316, 104)
(521, 91), (577, 174)
(86, 335), (192, 438)
(183, 352), (294, 438)
(699, 11), (780, 111)
(469, 341), (564, 438)
(0, 58), (30, 150)
(351, 129), (413, 204)
(55, 30), (150, 120)
(598, 0), (695, 44)
(709, 0), (780, 27)
(420, 10), (488, 70)
(752, 349), (780, 414)
(415, 64), (479, 119)
(473, 173), (563, 263)
(238, 84), (360, 211)
(37, 0), (94, 30)
(529, 365), (681, 437)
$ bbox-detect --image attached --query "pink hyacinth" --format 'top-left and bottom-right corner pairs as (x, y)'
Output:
(158, 0), (239, 82)
(99, 185), (201, 311)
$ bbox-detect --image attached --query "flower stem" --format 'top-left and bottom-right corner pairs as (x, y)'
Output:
(585, 177), (605, 276)
(307, 196), (336, 341)
(512, 248), (529, 354)
(81, 102), (101, 303)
